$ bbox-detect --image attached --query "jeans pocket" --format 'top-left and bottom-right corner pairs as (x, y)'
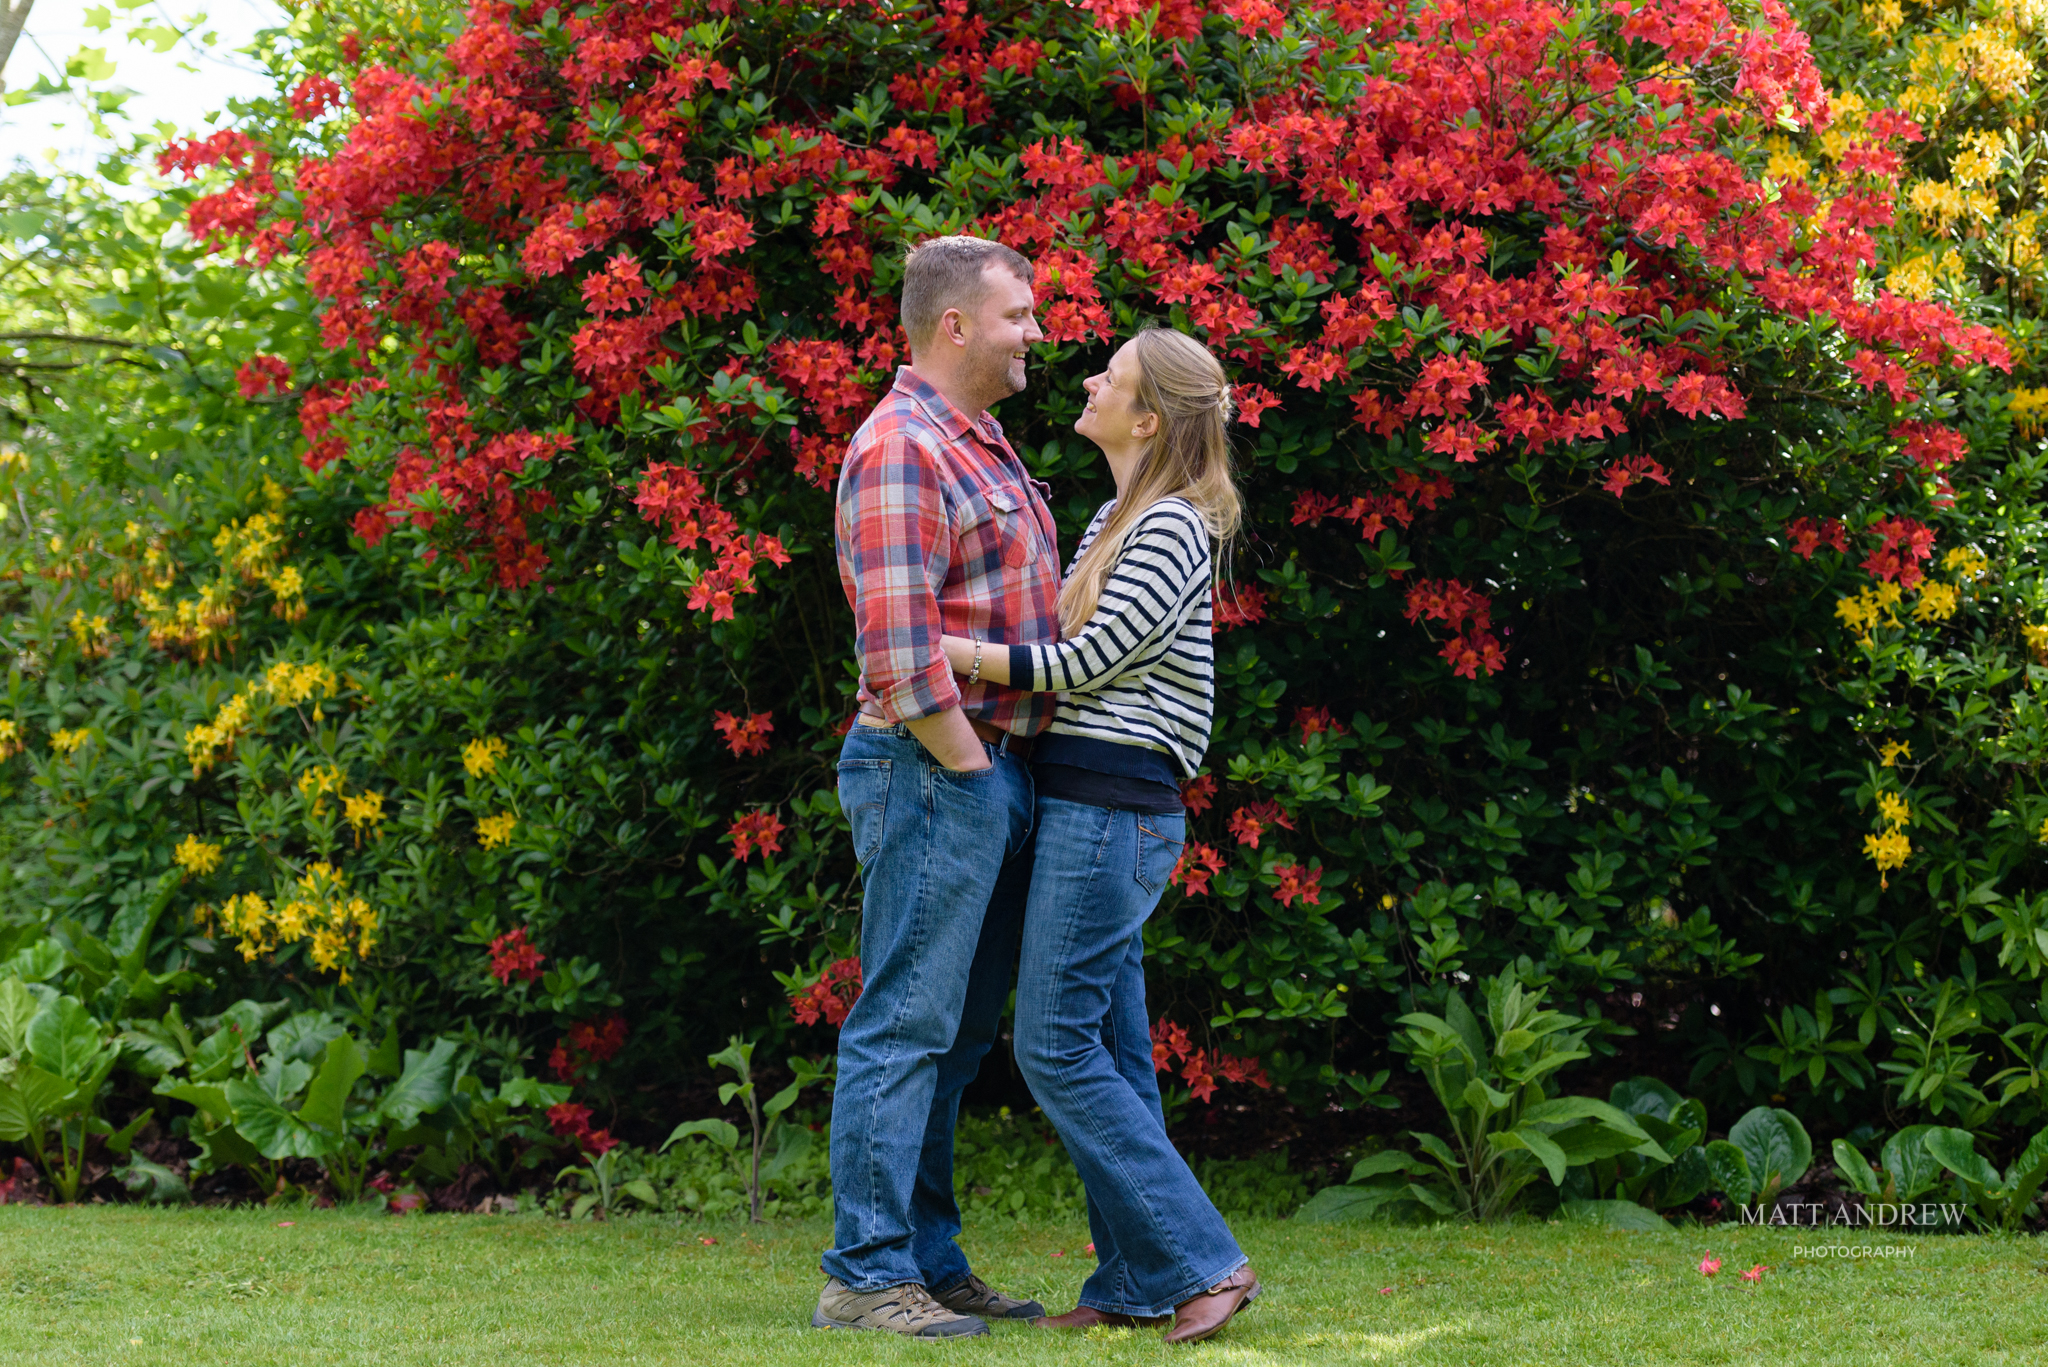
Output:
(1134, 815), (1186, 894)
(838, 759), (892, 866)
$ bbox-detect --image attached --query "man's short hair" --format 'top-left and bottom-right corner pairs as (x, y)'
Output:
(900, 236), (1033, 352)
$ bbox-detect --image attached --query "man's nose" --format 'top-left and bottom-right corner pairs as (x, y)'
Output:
(1023, 317), (1045, 346)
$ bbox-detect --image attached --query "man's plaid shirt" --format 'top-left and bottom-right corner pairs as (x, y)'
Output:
(835, 367), (1061, 736)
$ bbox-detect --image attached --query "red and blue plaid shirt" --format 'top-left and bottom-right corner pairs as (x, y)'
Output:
(836, 367), (1061, 736)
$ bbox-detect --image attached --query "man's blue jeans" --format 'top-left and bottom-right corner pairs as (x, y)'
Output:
(1014, 797), (1246, 1317)
(822, 722), (1034, 1291)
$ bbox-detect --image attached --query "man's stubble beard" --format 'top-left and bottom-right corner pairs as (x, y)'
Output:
(965, 337), (1027, 410)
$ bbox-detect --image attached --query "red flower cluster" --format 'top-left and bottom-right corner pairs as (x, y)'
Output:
(1890, 421), (1968, 472)
(549, 1013), (628, 1083)
(236, 354), (292, 400)
(789, 956), (863, 1027)
(1179, 773), (1217, 815)
(1227, 800), (1296, 850)
(1784, 516), (1848, 559)
(1169, 843), (1227, 896)
(1405, 578), (1506, 680)
(632, 461), (790, 621)
(713, 710), (774, 757)
(1151, 1018), (1272, 1103)
(486, 924), (545, 985)
(1270, 862), (1324, 908)
(1599, 454), (1671, 498)
(1296, 705), (1347, 744)
(546, 1101), (619, 1156)
(1862, 516), (1937, 589)
(1213, 582), (1267, 632)
(727, 808), (786, 862)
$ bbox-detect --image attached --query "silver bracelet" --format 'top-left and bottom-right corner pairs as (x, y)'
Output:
(966, 637), (984, 687)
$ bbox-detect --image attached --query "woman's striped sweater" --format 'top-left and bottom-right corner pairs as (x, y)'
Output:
(1005, 495), (1214, 780)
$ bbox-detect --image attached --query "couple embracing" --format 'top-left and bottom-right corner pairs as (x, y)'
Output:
(814, 236), (1257, 1344)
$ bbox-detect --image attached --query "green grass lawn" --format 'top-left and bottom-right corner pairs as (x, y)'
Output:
(3, 1208), (2045, 1365)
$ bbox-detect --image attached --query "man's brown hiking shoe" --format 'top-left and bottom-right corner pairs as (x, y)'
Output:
(811, 1277), (990, 1337)
(934, 1272), (1045, 1321)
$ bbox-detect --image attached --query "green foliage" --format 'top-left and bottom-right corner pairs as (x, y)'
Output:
(663, 1036), (833, 1224)
(1919, 1125), (2048, 1232)
(0, 975), (120, 1201)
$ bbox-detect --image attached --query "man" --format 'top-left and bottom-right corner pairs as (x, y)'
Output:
(816, 236), (1058, 1338)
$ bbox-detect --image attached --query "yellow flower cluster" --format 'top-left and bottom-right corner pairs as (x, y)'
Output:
(50, 727), (93, 755)
(139, 580), (239, 661)
(1913, 580), (1961, 622)
(195, 862), (379, 982)
(1943, 547), (1991, 580)
(343, 790), (386, 835)
(477, 811), (517, 849)
(1836, 582), (1904, 641)
(298, 763), (346, 808)
(185, 660), (341, 774)
(67, 610), (112, 659)
(2011, 386), (2048, 434)
(463, 736), (508, 778)
(1880, 738), (1912, 767)
(174, 835), (224, 876)
(2024, 622), (2048, 661)
(137, 499), (310, 656)
(0, 720), (19, 761)
(1865, 789), (1914, 887)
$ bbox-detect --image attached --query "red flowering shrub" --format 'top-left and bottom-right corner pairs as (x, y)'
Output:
(153, 0), (2020, 1121)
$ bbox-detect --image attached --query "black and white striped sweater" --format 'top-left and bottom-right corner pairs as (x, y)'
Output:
(1006, 496), (1214, 780)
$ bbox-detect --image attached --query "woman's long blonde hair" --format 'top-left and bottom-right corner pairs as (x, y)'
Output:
(1056, 327), (1243, 637)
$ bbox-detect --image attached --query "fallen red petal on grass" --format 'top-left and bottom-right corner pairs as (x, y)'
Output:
(1050, 1250), (1066, 1258)
(1083, 1243), (1095, 1254)
(388, 1193), (426, 1214)
(1698, 1253), (1721, 1277)
(700, 1236), (718, 1246)
(1379, 1287), (1394, 1294)
(275, 1221), (296, 1228)
(1741, 1264), (1769, 1284)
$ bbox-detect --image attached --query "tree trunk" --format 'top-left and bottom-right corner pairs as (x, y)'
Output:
(0, 0), (37, 94)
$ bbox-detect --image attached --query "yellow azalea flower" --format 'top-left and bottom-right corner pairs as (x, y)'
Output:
(51, 727), (92, 755)
(477, 812), (517, 849)
(1865, 827), (1913, 882)
(1942, 547), (1990, 580)
(2038, 815), (2048, 844)
(297, 764), (346, 811)
(463, 736), (509, 778)
(2024, 623), (2048, 661)
(342, 790), (386, 830)
(1864, 0), (1904, 35)
(1877, 792), (1913, 826)
(0, 719), (20, 760)
(1913, 581), (1960, 622)
(1880, 739), (1912, 767)
(174, 835), (224, 876)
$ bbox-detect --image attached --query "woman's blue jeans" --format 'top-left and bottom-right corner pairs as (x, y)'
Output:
(822, 722), (1035, 1293)
(1014, 796), (1246, 1317)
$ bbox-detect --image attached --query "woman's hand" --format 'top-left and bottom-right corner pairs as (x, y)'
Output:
(940, 634), (1013, 686)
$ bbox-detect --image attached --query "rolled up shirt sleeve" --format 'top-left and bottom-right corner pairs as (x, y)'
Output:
(838, 434), (961, 722)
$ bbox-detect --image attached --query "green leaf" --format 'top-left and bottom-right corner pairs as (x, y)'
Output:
(1498, 1125), (1568, 1185)
(267, 1011), (345, 1065)
(1551, 1121), (1660, 1167)
(1705, 1139), (1753, 1206)
(1347, 1151), (1422, 1182)
(1923, 1126), (2000, 1190)
(1461, 1076), (1512, 1115)
(1882, 1125), (1941, 1202)
(662, 1118), (739, 1152)
(1659, 1145), (1712, 1207)
(27, 995), (107, 1081)
(299, 1034), (368, 1135)
(1728, 1106), (1812, 1192)
(104, 1106), (153, 1156)
(226, 1079), (334, 1160)
(1296, 1184), (1404, 1222)
(498, 1076), (572, 1110)
(116, 1155), (189, 1203)
(3, 941), (66, 984)
(157, 1081), (233, 1130)
(190, 1119), (267, 1177)
(1832, 1138), (1882, 1197)
(0, 977), (39, 1054)
(0, 1064), (72, 1141)
(1609, 1076), (1681, 1122)
(619, 1178), (660, 1207)
(377, 1038), (459, 1126)
(1562, 1198), (1671, 1231)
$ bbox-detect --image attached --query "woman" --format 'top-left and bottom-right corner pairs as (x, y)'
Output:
(939, 326), (1256, 1345)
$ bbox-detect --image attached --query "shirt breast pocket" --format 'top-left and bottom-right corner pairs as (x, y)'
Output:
(957, 486), (1034, 575)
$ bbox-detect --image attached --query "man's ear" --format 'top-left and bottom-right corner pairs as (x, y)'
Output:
(939, 306), (970, 349)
